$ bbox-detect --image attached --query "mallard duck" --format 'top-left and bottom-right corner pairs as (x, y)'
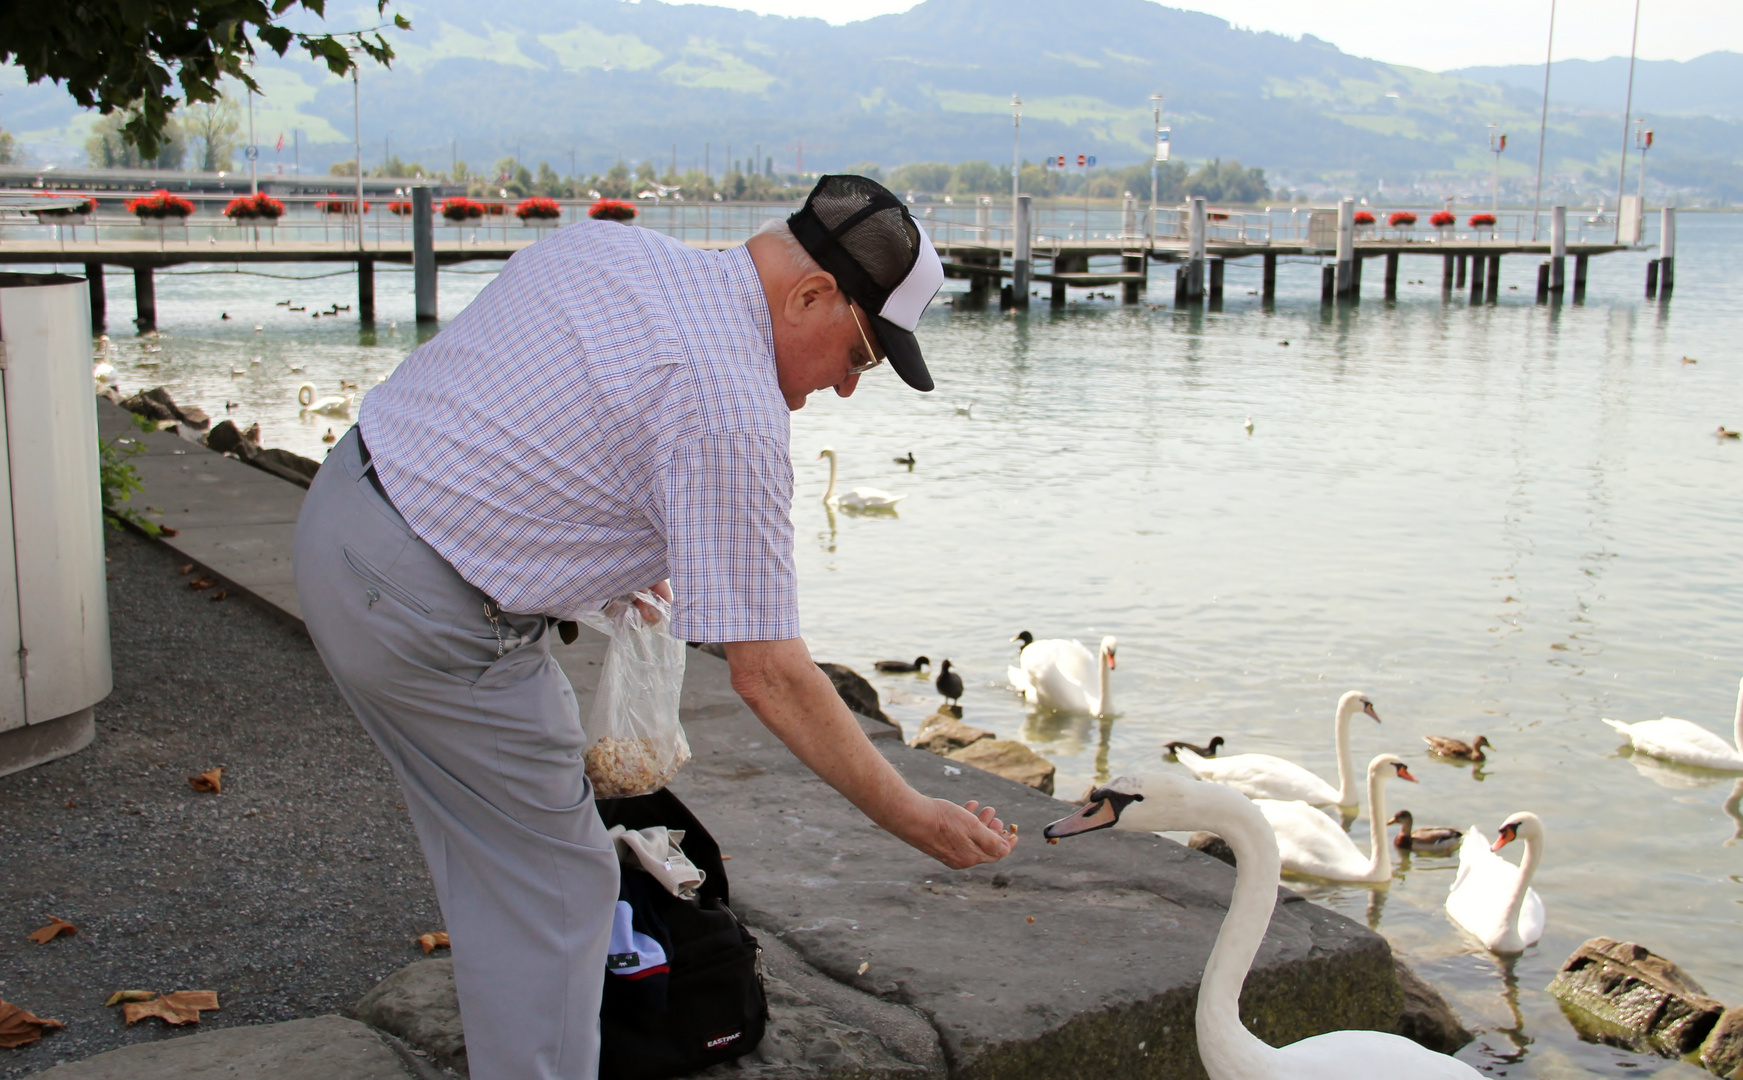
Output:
(1387, 809), (1463, 854)
(1424, 734), (1492, 762)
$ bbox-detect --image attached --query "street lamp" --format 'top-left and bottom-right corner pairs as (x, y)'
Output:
(246, 66), (258, 196)
(1634, 119), (1653, 209)
(352, 57), (364, 252)
(1150, 93), (1166, 245)
(1488, 125), (1507, 216)
(1010, 93), (1022, 212)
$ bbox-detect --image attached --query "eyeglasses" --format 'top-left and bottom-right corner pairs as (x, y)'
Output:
(846, 303), (884, 377)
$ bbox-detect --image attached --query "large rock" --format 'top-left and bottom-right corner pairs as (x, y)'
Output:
(946, 738), (1057, 795)
(1547, 936), (1725, 1055)
(1188, 831), (1237, 867)
(354, 958), (468, 1075)
(120, 386), (209, 430)
(205, 419), (262, 456)
(1392, 957), (1472, 1054)
(26, 1014), (435, 1079)
(910, 711), (994, 755)
(1702, 1005), (1743, 1078)
(818, 662), (890, 723)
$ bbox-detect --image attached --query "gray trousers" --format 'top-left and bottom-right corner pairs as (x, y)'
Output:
(293, 427), (618, 1080)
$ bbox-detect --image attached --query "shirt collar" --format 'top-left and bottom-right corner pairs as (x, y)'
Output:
(720, 245), (775, 367)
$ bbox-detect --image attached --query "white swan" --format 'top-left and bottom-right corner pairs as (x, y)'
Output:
(1173, 691), (1380, 808)
(1007, 631), (1116, 717)
(1255, 754), (1415, 882)
(298, 382), (353, 418)
(818, 447), (904, 511)
(1445, 812), (1547, 954)
(1601, 678), (1743, 771)
(1043, 774), (1481, 1080)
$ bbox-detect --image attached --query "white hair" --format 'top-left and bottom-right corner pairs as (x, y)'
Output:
(754, 218), (827, 278)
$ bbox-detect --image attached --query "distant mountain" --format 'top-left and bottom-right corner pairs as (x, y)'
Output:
(3, 0), (1740, 202)
(1448, 52), (1743, 121)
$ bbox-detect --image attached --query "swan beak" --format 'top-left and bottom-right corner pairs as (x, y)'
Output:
(1043, 799), (1119, 840)
(1106, 651), (1117, 671)
(1491, 824), (1517, 852)
(1363, 700), (1381, 722)
(1394, 764), (1418, 783)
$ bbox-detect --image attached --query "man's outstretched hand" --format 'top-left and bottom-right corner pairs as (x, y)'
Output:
(890, 795), (1019, 870)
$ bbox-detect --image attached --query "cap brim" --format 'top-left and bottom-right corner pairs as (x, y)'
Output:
(871, 314), (933, 392)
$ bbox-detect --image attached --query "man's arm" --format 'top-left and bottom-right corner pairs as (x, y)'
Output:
(723, 638), (1017, 869)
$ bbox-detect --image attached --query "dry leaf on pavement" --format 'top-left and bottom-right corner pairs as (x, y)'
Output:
(178, 564), (194, 574)
(159, 526), (179, 537)
(417, 931), (450, 954)
(27, 918), (76, 944)
(209, 590), (227, 602)
(0, 1000), (65, 1048)
(188, 768), (224, 794)
(120, 991), (219, 1026)
(187, 576), (216, 591)
(103, 990), (155, 1007)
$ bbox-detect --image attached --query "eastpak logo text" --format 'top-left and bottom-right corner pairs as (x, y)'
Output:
(704, 1030), (743, 1051)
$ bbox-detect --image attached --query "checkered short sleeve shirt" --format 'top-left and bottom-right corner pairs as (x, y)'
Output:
(359, 222), (799, 643)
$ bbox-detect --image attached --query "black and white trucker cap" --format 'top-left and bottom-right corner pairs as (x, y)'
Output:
(786, 174), (946, 392)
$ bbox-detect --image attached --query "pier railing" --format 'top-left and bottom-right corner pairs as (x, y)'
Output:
(0, 190), (1645, 256)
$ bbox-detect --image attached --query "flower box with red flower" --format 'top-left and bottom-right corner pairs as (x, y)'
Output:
(125, 190), (195, 220)
(31, 194), (97, 219)
(318, 198), (371, 215)
(224, 193), (286, 222)
(589, 199), (637, 222)
(1468, 213), (1497, 228)
(389, 201), (415, 217)
(1430, 210), (1457, 228)
(516, 197), (563, 222)
(440, 197), (484, 222)
(1353, 210), (1376, 226)
(1388, 211), (1417, 228)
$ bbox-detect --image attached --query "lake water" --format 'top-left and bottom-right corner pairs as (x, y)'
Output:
(60, 213), (1743, 1077)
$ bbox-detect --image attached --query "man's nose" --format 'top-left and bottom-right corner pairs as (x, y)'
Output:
(835, 373), (861, 398)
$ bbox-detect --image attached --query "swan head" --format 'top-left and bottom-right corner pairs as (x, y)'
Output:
(1043, 773), (1258, 840)
(297, 382), (317, 407)
(817, 446), (837, 462)
(1491, 811), (1543, 852)
(1011, 630), (1033, 649)
(1370, 753), (1417, 783)
(1100, 636), (1118, 669)
(1338, 690), (1381, 723)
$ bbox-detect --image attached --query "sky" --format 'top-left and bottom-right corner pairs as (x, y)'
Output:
(714, 0), (1742, 71)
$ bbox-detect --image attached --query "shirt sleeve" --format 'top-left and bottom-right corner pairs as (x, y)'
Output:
(657, 432), (800, 643)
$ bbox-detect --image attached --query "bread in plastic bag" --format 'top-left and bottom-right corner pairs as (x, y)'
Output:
(579, 589), (690, 798)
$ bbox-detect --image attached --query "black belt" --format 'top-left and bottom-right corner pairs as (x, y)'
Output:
(354, 430), (396, 509)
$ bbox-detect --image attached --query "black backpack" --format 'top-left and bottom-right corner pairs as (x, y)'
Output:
(596, 789), (767, 1080)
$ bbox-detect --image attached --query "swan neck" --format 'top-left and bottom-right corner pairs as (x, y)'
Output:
(1364, 764), (1392, 880)
(1096, 645), (1113, 716)
(1733, 679), (1743, 755)
(1195, 808), (1285, 1079)
(822, 453), (837, 503)
(1332, 702), (1358, 804)
(1505, 830), (1542, 923)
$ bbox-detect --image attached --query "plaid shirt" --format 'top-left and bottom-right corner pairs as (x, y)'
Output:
(359, 222), (798, 643)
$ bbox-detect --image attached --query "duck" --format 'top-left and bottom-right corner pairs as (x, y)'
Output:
(818, 447), (905, 511)
(1387, 809), (1463, 854)
(935, 659), (964, 707)
(1043, 775), (1482, 1079)
(321, 428), (337, 444)
(1171, 691), (1380, 808)
(1445, 812), (1547, 953)
(298, 382), (354, 418)
(875, 656), (930, 674)
(1424, 734), (1493, 763)
(1007, 631), (1117, 717)
(1602, 678), (1743, 771)
(893, 452), (916, 467)
(1719, 427), (1741, 439)
(1165, 736), (1225, 758)
(92, 360), (115, 382)
(1243, 416), (1253, 435)
(1255, 755), (1415, 882)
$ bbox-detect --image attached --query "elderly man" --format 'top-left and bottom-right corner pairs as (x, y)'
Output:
(292, 175), (1016, 1080)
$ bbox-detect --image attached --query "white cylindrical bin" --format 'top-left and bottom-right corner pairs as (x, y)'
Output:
(0, 273), (111, 777)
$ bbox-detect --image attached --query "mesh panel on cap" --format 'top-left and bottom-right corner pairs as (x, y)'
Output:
(840, 209), (918, 288)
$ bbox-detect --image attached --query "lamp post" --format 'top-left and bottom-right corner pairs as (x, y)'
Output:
(352, 61), (364, 252)
(247, 72), (258, 196)
(1150, 93), (1167, 246)
(1488, 125), (1507, 217)
(1613, 0), (1643, 244)
(1010, 93), (1022, 215)
(1530, 0), (1556, 240)
(1634, 120), (1653, 208)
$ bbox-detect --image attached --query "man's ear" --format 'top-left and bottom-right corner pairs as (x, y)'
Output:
(784, 271), (839, 325)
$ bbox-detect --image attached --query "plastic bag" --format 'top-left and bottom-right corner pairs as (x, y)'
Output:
(579, 590), (691, 798)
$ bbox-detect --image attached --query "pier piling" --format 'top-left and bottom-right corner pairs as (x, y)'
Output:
(133, 267), (156, 330)
(1645, 259), (1659, 298)
(1468, 254), (1486, 303)
(1175, 264), (1189, 305)
(1536, 262), (1550, 303)
(1334, 199), (1355, 299)
(1351, 254), (1364, 303)
(1207, 257), (1224, 306)
(1187, 198), (1207, 303)
(1456, 255), (1467, 288)
(1550, 206), (1567, 294)
(1442, 253), (1455, 293)
(1321, 264), (1335, 303)
(1261, 253), (1277, 304)
(358, 257), (375, 322)
(1573, 255), (1589, 302)
(85, 263), (105, 327)
(1485, 256), (1501, 303)
(1012, 195), (1031, 310)
(1659, 207), (1676, 298)
(1384, 252), (1399, 300)
(1122, 253), (1146, 304)
(412, 187), (437, 323)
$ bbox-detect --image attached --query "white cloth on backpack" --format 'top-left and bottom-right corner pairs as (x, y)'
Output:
(609, 824), (704, 899)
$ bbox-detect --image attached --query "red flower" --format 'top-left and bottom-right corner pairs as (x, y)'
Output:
(125, 190), (195, 219)
(484, 203), (505, 216)
(1388, 211), (1417, 227)
(318, 197), (371, 214)
(1353, 210), (1376, 226)
(515, 196), (563, 221)
(1468, 213), (1496, 228)
(223, 193), (285, 220)
(1430, 210), (1456, 227)
(440, 197), (485, 221)
(588, 199), (637, 222)
(389, 201), (414, 216)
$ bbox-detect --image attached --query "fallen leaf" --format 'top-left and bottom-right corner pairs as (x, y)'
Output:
(0, 1000), (65, 1048)
(121, 991), (219, 1026)
(188, 576), (216, 591)
(188, 767), (224, 794)
(417, 931), (450, 954)
(209, 590), (227, 602)
(1026, 916), (1036, 924)
(178, 564), (194, 574)
(64, 800), (76, 810)
(104, 990), (156, 1007)
(27, 918), (76, 944)
(1046, 838), (1059, 845)
(721, 855), (732, 861)
(159, 526), (179, 537)
(855, 962), (869, 975)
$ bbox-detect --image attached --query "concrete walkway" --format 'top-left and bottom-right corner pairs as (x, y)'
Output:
(69, 400), (1411, 1078)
